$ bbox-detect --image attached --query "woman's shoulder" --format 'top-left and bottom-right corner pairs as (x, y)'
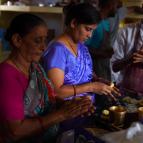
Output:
(0, 62), (19, 78)
(49, 40), (67, 49)
(44, 41), (67, 56)
(0, 62), (13, 73)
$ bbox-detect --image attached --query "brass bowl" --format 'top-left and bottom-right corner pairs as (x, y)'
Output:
(109, 106), (127, 125)
(109, 106), (126, 113)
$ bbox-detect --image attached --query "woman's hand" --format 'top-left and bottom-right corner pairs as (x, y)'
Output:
(91, 82), (121, 100)
(133, 49), (143, 63)
(58, 96), (94, 120)
(80, 95), (95, 117)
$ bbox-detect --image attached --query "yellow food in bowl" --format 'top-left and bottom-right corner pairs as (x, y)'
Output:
(102, 109), (109, 116)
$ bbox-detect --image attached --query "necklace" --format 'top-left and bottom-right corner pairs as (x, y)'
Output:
(11, 59), (29, 77)
(65, 36), (78, 57)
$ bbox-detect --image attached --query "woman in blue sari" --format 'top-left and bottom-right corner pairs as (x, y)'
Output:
(42, 3), (120, 131)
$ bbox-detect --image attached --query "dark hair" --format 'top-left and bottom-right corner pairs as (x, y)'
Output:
(99, 0), (113, 9)
(5, 13), (47, 42)
(64, 3), (101, 26)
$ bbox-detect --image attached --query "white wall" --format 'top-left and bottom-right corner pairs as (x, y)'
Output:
(37, 13), (63, 36)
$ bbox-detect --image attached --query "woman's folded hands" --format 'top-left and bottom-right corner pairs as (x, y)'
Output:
(58, 96), (95, 121)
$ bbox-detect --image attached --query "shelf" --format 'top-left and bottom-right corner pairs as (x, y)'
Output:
(126, 12), (143, 19)
(0, 5), (143, 19)
(0, 5), (63, 14)
(123, 0), (142, 7)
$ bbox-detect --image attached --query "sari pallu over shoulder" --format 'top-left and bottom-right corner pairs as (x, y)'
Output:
(24, 62), (58, 142)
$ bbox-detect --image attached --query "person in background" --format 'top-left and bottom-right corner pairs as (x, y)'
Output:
(111, 21), (143, 96)
(85, 0), (136, 81)
(0, 13), (93, 143)
(84, 0), (128, 110)
(111, 5), (143, 84)
(85, 0), (119, 81)
(42, 3), (120, 131)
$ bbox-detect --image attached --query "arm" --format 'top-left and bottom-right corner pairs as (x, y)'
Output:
(111, 28), (129, 72)
(112, 54), (133, 72)
(5, 97), (92, 141)
(43, 42), (120, 99)
(112, 23), (143, 72)
(47, 68), (120, 99)
(0, 69), (63, 140)
(47, 68), (93, 98)
(6, 111), (65, 141)
(0, 69), (92, 141)
(43, 44), (93, 98)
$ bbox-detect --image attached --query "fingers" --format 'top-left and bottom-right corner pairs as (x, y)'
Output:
(63, 104), (83, 119)
(112, 86), (121, 96)
(133, 57), (143, 63)
(72, 97), (95, 116)
(63, 97), (94, 119)
(100, 84), (121, 101)
(108, 85), (121, 100)
(74, 97), (92, 107)
(68, 103), (92, 118)
(80, 105), (96, 117)
(133, 51), (143, 63)
(104, 88), (117, 101)
(108, 92), (117, 101)
(93, 82), (110, 95)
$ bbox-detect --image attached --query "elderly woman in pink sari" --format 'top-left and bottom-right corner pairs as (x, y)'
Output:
(0, 13), (94, 143)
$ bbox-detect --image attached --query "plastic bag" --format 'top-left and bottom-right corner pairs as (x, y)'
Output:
(56, 130), (74, 143)
(101, 122), (143, 143)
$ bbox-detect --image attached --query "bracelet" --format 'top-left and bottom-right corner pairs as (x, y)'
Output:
(37, 117), (45, 132)
(72, 85), (76, 97)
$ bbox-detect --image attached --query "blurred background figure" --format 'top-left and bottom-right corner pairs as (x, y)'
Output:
(85, 0), (121, 81)
(84, 0), (139, 110)
(85, 0), (138, 82)
(111, 20), (143, 96)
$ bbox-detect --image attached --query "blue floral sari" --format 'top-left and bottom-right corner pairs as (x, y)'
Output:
(24, 62), (58, 142)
